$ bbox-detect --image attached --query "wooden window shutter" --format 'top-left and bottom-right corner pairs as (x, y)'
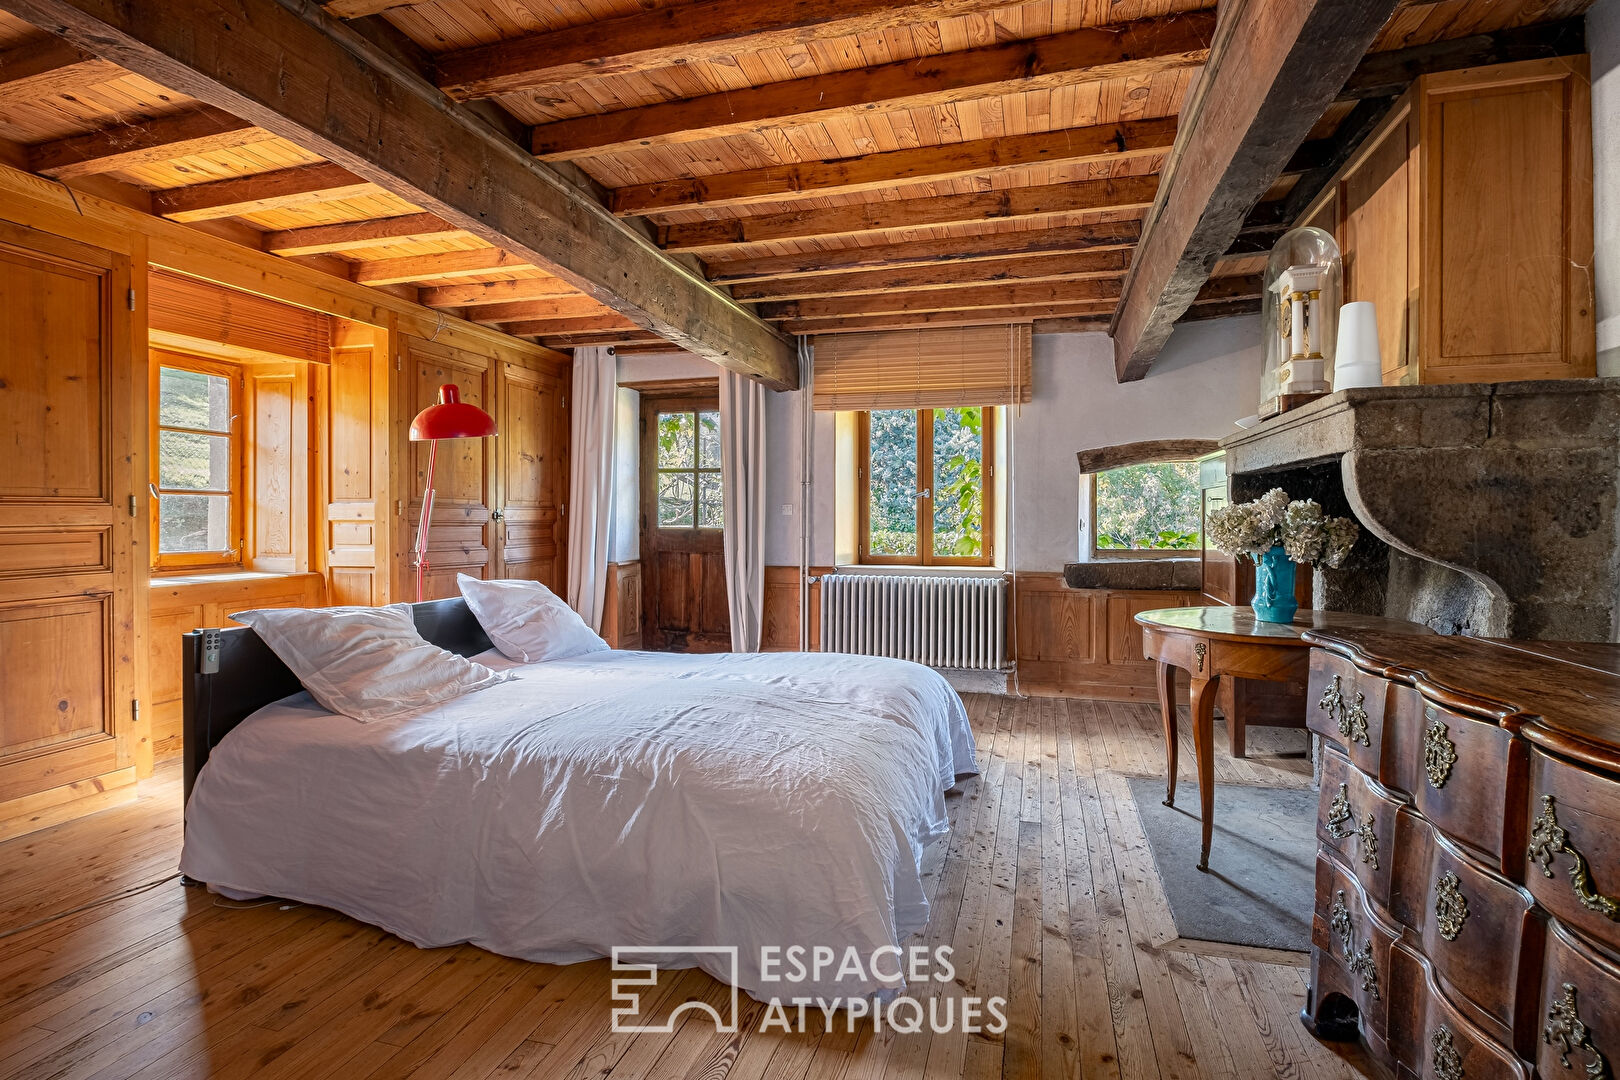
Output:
(148, 268), (333, 363)
(811, 325), (1032, 411)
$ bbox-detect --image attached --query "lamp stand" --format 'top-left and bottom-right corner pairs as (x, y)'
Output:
(413, 438), (439, 602)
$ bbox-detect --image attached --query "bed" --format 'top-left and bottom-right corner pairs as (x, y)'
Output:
(178, 599), (977, 1001)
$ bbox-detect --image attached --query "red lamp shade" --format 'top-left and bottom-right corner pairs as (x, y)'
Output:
(410, 384), (496, 441)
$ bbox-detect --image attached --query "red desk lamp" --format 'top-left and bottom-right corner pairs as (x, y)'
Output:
(409, 384), (497, 602)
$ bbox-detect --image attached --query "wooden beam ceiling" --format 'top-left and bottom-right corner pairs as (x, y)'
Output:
(472, 298), (613, 323)
(758, 278), (1123, 320)
(611, 116), (1177, 216)
(264, 212), (459, 255)
(0, 36), (118, 105)
(27, 104), (262, 179)
(501, 315), (645, 336)
(730, 249), (1131, 302)
(431, 0), (1030, 101)
(4, 0), (798, 387)
(350, 249), (535, 286)
(1109, 0), (1401, 382)
(419, 277), (581, 308)
(530, 13), (1214, 161)
(781, 303), (1116, 334)
(150, 162), (376, 221)
(659, 174), (1160, 252)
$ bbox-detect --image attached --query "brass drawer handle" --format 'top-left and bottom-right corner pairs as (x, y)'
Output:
(1328, 890), (1381, 1000)
(1357, 812), (1379, 871)
(1543, 983), (1609, 1080)
(1432, 1026), (1464, 1080)
(1319, 674), (1344, 719)
(1424, 708), (1458, 789)
(1326, 783), (1354, 838)
(1528, 795), (1620, 921)
(1317, 674), (1370, 747)
(1435, 871), (1468, 941)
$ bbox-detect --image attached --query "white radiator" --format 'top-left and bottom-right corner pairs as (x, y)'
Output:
(819, 574), (1008, 670)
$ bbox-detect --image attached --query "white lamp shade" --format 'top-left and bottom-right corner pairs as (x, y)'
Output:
(1334, 301), (1383, 389)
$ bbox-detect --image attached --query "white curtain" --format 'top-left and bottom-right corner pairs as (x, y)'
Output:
(566, 345), (615, 632)
(720, 368), (766, 652)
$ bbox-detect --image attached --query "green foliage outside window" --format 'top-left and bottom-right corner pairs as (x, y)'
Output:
(1094, 461), (1202, 551)
(866, 407), (986, 560)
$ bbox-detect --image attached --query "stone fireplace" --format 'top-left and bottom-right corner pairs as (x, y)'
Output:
(1219, 380), (1620, 641)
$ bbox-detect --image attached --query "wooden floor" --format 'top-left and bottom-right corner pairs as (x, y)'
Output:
(0, 694), (1370, 1080)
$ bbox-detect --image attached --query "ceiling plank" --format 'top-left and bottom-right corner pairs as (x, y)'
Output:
(0, 36), (119, 105)
(758, 278), (1122, 320)
(419, 277), (582, 308)
(150, 162), (377, 221)
(706, 220), (1142, 284)
(660, 174), (1159, 252)
(8, 0), (797, 388)
(531, 13), (1214, 161)
(474, 298), (612, 323)
(28, 104), (262, 179)
(613, 116), (1176, 215)
(264, 212), (460, 255)
(435, 0), (1030, 101)
(1109, 0), (1400, 382)
(732, 249), (1130, 302)
(501, 315), (645, 336)
(350, 249), (536, 286)
(782, 302), (1116, 334)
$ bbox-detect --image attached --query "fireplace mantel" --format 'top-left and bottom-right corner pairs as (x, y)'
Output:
(1218, 380), (1620, 641)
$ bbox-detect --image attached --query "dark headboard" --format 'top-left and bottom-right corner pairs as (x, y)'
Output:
(181, 598), (494, 807)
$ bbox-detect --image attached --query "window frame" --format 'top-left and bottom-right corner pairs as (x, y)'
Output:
(1087, 458), (1204, 561)
(149, 352), (245, 572)
(856, 407), (996, 568)
(652, 406), (724, 532)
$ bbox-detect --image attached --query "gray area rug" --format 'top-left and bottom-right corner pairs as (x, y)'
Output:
(1125, 776), (1316, 952)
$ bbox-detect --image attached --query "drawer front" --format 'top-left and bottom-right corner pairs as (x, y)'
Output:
(1386, 943), (1532, 1080)
(1396, 697), (1522, 871)
(1313, 853), (1394, 1037)
(1525, 749), (1620, 958)
(1318, 748), (1403, 910)
(1308, 649), (1388, 775)
(1535, 919), (1620, 1080)
(1390, 811), (1539, 1048)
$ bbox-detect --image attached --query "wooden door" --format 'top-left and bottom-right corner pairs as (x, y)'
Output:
(405, 337), (493, 600)
(639, 390), (730, 652)
(0, 223), (138, 808)
(493, 359), (568, 593)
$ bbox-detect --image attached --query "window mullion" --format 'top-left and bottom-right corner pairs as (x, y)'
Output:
(918, 408), (934, 566)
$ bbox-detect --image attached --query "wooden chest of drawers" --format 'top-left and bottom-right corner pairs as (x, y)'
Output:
(1301, 631), (1620, 1080)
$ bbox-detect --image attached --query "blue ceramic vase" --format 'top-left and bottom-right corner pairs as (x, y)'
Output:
(1251, 543), (1299, 623)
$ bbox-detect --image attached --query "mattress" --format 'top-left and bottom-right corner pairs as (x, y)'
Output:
(179, 648), (977, 1001)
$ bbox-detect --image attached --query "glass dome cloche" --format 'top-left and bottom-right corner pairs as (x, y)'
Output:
(1258, 226), (1342, 417)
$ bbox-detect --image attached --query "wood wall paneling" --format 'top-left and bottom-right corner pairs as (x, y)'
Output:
(494, 360), (567, 589)
(1013, 573), (1200, 702)
(325, 320), (392, 606)
(600, 561), (642, 650)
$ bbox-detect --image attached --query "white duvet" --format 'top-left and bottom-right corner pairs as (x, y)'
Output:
(180, 649), (976, 1001)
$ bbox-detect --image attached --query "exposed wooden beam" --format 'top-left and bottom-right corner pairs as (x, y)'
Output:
(501, 315), (645, 336)
(264, 212), (459, 255)
(1033, 316), (1111, 334)
(531, 14), (1213, 161)
(661, 175), (1159, 252)
(419, 277), (580, 309)
(1341, 17), (1584, 101)
(535, 331), (667, 348)
(350, 249), (535, 286)
(758, 278), (1121, 320)
(150, 162), (376, 221)
(474, 298), (611, 323)
(322, 0), (422, 17)
(613, 116), (1176, 215)
(732, 249), (1130, 302)
(434, 0), (1029, 101)
(1110, 0), (1399, 382)
(0, 36), (119, 105)
(706, 220), (1142, 284)
(28, 104), (261, 179)
(7, 0), (796, 386)
(782, 302), (1115, 334)
(1178, 297), (1261, 321)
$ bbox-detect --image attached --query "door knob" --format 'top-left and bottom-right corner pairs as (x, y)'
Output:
(490, 509), (504, 522)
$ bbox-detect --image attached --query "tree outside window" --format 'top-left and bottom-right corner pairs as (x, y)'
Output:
(1092, 461), (1202, 554)
(860, 407), (994, 567)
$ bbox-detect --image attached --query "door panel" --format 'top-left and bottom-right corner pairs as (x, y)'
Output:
(495, 361), (566, 592)
(0, 225), (135, 807)
(640, 390), (729, 653)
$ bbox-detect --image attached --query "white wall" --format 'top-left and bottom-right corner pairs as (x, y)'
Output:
(1592, 0), (1620, 375)
(1010, 317), (1264, 570)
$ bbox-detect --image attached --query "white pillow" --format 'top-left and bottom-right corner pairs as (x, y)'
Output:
(457, 574), (609, 663)
(229, 603), (513, 723)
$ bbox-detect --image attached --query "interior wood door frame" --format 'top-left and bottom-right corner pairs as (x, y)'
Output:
(638, 383), (729, 653)
(492, 357), (569, 592)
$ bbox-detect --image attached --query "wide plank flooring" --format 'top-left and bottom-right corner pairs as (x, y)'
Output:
(0, 694), (1369, 1079)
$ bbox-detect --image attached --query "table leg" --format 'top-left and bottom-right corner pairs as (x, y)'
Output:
(1191, 673), (1221, 873)
(1157, 660), (1179, 807)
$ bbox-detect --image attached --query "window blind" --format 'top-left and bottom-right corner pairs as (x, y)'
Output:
(811, 325), (1032, 411)
(149, 268), (333, 364)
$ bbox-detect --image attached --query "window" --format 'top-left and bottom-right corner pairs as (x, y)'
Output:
(858, 407), (994, 566)
(152, 357), (242, 569)
(655, 409), (723, 529)
(1090, 461), (1202, 556)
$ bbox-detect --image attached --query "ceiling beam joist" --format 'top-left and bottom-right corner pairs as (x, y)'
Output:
(264, 212), (460, 256)
(474, 298), (611, 323)
(419, 277), (581, 309)
(536, 331), (667, 348)
(1109, 0), (1400, 382)
(150, 162), (376, 221)
(732, 249), (1130, 302)
(614, 116), (1176, 216)
(531, 13), (1214, 161)
(435, 0), (1031, 101)
(350, 249), (537, 286)
(7, 0), (797, 388)
(759, 278), (1122, 320)
(661, 174), (1159, 253)
(501, 315), (644, 336)
(28, 104), (262, 179)
(782, 302), (1115, 334)
(0, 36), (119, 105)
(1341, 17), (1585, 101)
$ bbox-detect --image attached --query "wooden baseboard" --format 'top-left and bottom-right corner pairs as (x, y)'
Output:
(0, 767), (138, 842)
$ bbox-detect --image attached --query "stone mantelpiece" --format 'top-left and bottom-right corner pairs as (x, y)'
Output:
(1219, 381), (1620, 640)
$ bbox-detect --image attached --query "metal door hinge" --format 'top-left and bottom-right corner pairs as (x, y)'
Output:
(126, 288), (136, 311)
(131, 699), (140, 725)
(128, 494), (137, 517)
(395, 499), (405, 517)
(559, 503), (566, 517)
(561, 396), (566, 409)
